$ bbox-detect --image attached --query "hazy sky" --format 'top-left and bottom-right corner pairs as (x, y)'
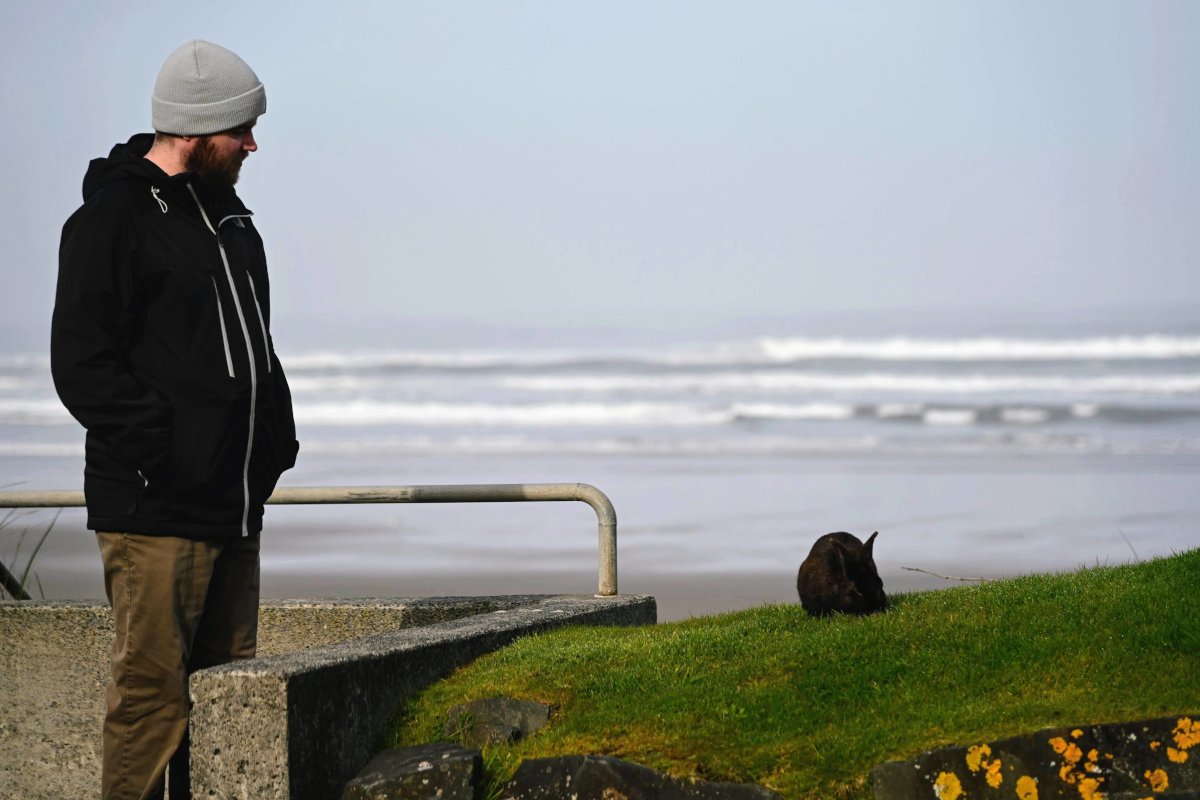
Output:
(3, 1), (1197, 347)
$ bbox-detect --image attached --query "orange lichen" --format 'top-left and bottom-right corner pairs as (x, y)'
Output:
(966, 743), (991, 772)
(1077, 776), (1104, 800)
(985, 758), (1003, 789)
(933, 771), (963, 800)
(1015, 775), (1039, 800)
(1174, 717), (1200, 751)
(1082, 747), (1100, 774)
(964, 742), (1004, 788)
(1167, 747), (1188, 764)
(1144, 768), (1169, 793)
(1150, 740), (1162, 751)
(1048, 738), (1083, 764)
(1052, 732), (1110, 792)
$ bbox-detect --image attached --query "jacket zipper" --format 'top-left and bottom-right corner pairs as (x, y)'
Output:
(211, 276), (236, 378)
(188, 184), (257, 537)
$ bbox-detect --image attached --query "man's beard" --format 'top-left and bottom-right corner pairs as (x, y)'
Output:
(186, 137), (246, 191)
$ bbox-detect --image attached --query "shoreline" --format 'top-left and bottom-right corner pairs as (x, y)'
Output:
(16, 518), (1159, 623)
(27, 556), (1043, 623)
(257, 566), (1023, 622)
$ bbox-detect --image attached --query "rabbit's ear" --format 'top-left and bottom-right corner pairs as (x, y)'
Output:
(828, 538), (851, 575)
(863, 531), (879, 560)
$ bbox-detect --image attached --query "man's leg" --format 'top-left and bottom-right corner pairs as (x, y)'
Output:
(166, 533), (260, 800)
(97, 533), (222, 800)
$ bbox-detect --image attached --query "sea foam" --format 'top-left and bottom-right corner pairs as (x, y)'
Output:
(755, 334), (1200, 362)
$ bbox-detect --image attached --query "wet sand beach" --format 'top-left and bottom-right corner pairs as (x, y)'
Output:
(20, 514), (1159, 623)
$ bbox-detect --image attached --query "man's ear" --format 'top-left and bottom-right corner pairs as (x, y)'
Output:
(175, 135), (201, 156)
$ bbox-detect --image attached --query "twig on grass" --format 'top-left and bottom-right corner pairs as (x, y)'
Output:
(901, 566), (990, 584)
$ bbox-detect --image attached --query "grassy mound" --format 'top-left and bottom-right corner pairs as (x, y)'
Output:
(391, 550), (1200, 799)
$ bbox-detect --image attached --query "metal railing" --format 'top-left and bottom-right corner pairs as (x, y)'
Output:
(0, 483), (618, 600)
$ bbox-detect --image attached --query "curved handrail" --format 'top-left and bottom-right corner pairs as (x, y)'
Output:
(0, 483), (619, 597)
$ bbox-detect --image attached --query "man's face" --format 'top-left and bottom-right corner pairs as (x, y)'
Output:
(186, 121), (257, 190)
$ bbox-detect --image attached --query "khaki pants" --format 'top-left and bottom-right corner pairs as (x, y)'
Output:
(97, 532), (260, 800)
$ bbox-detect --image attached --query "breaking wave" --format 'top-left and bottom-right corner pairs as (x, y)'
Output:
(500, 372), (1200, 396)
(754, 335), (1200, 362)
(271, 335), (1200, 375)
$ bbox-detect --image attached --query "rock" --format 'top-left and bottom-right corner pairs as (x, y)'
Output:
(501, 754), (782, 799)
(444, 696), (552, 747)
(341, 743), (481, 800)
(871, 714), (1200, 799)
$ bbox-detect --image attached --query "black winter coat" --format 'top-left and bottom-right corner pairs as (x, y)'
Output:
(51, 134), (298, 539)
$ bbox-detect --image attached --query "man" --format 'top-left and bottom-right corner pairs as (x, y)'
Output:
(51, 40), (298, 800)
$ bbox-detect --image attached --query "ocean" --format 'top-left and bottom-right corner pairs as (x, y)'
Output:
(3, 325), (1198, 620)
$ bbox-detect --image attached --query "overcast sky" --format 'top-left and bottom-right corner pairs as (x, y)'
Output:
(2, 1), (1197, 349)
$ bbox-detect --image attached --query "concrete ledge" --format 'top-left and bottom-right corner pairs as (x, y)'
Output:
(190, 594), (656, 799)
(0, 594), (656, 799)
(254, 595), (564, 657)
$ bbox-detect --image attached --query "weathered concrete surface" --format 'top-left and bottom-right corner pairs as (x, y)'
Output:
(0, 594), (645, 800)
(502, 754), (783, 799)
(189, 594), (656, 800)
(0, 601), (112, 796)
(0, 597), (539, 800)
(341, 743), (481, 800)
(256, 596), (556, 657)
(444, 697), (552, 747)
(872, 714), (1200, 799)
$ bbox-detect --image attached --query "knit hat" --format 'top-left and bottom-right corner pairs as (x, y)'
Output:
(152, 40), (266, 135)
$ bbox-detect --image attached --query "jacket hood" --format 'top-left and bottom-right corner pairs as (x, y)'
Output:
(82, 132), (249, 214)
(82, 134), (169, 201)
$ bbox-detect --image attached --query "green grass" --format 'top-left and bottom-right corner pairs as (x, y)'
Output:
(391, 550), (1200, 799)
(0, 507), (58, 600)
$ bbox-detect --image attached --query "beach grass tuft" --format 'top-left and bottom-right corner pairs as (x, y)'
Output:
(390, 549), (1200, 799)
(0, 507), (58, 600)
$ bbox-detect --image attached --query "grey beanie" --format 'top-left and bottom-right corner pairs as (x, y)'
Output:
(152, 39), (266, 135)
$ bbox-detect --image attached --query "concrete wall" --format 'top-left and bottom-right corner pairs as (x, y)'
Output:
(0, 594), (656, 799)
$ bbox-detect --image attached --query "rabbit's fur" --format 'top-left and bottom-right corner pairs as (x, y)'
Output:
(796, 531), (888, 617)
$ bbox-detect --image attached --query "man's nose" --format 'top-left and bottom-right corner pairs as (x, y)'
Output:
(243, 131), (257, 152)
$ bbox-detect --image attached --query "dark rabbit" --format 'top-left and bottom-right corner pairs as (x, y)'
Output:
(796, 531), (888, 617)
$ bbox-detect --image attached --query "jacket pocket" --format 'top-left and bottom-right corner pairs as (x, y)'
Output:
(248, 375), (298, 505)
(83, 432), (145, 518)
(158, 402), (246, 501)
(211, 276), (236, 379)
(249, 415), (293, 507)
(272, 371), (298, 471)
(246, 273), (271, 374)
